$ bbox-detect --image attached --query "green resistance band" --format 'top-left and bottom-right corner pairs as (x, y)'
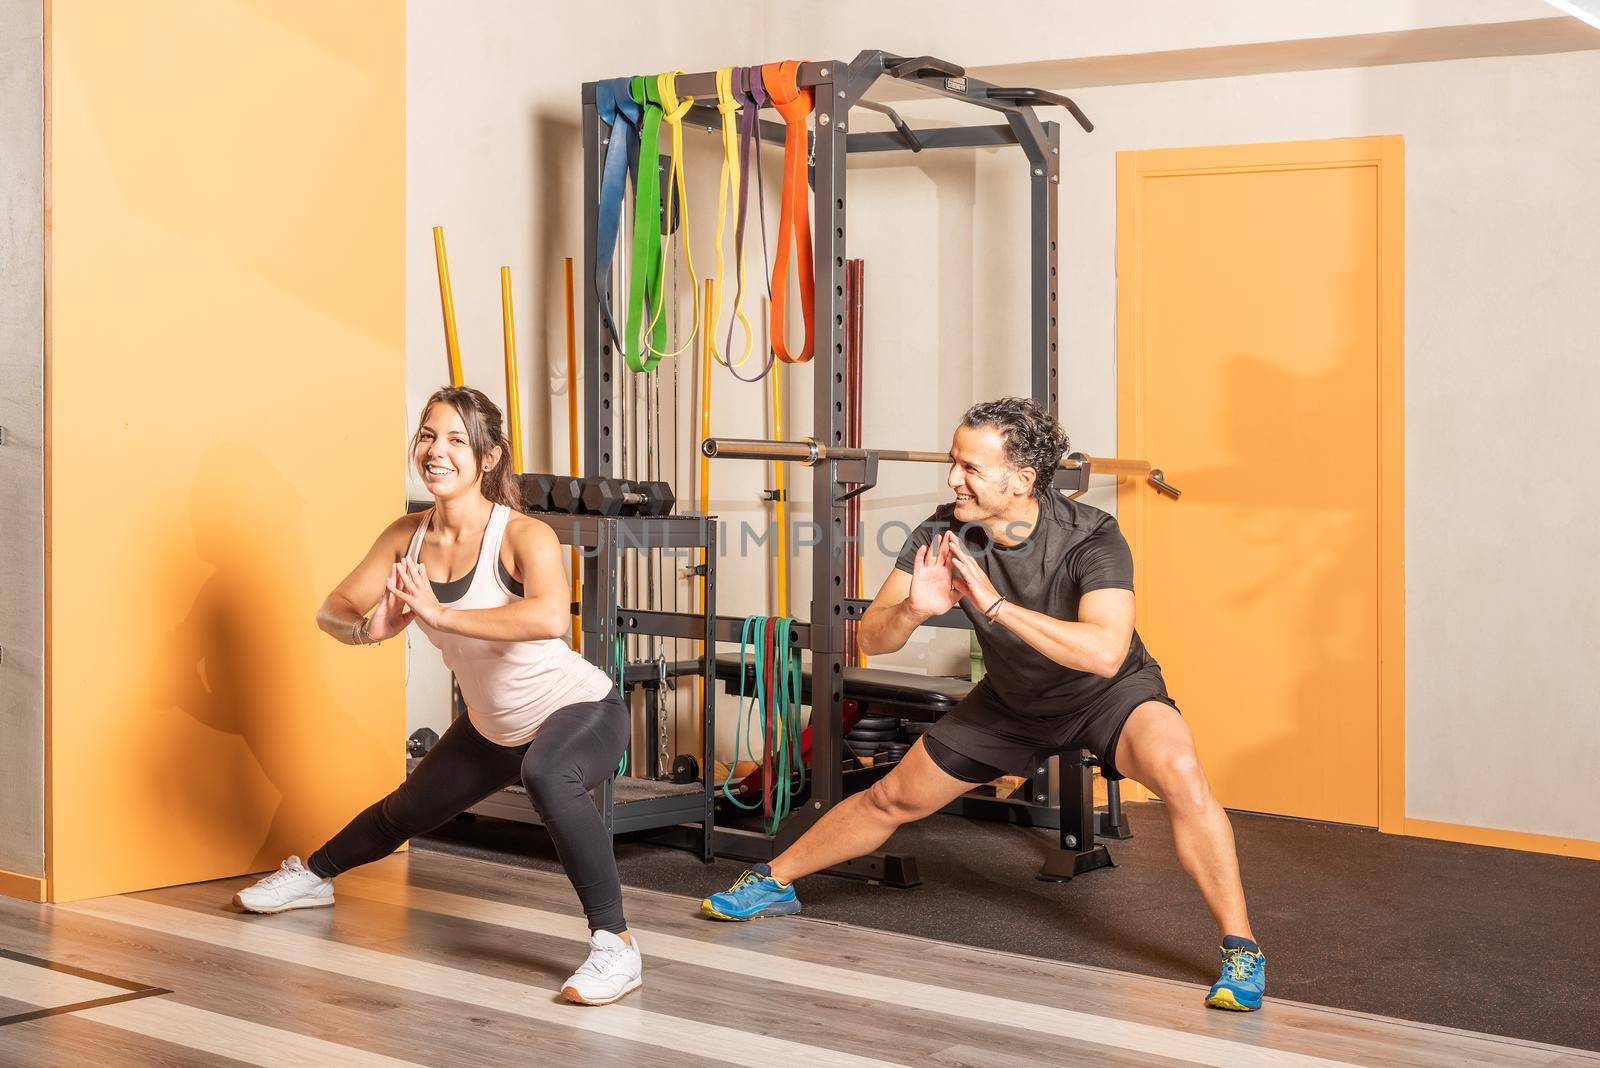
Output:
(722, 615), (805, 835)
(624, 75), (666, 371)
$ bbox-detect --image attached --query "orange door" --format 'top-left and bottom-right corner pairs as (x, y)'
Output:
(1116, 138), (1405, 828)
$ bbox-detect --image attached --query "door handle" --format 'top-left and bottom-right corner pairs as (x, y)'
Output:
(1148, 469), (1181, 499)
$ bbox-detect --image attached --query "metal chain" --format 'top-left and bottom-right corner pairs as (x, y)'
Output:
(656, 655), (670, 774)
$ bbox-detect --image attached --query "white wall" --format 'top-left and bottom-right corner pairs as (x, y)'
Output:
(407, 2), (1600, 842)
(763, 0), (1558, 69)
(405, 2), (769, 748)
(1045, 53), (1600, 842)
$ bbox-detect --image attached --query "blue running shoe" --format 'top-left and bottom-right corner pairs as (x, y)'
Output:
(1206, 941), (1267, 1011)
(700, 863), (801, 921)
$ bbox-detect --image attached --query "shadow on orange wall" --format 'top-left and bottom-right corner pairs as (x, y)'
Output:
(1135, 346), (1380, 825)
(147, 443), (394, 876)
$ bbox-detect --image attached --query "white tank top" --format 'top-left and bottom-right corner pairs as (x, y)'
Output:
(406, 503), (614, 746)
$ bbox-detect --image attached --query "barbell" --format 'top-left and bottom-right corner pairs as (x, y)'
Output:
(700, 437), (1179, 498)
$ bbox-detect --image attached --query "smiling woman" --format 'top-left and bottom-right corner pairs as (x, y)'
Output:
(410, 386), (523, 511)
(234, 385), (646, 1006)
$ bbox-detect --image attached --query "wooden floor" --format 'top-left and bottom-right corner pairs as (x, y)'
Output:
(2, 852), (1595, 1067)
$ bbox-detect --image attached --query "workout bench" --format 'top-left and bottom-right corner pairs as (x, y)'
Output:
(709, 654), (1116, 884)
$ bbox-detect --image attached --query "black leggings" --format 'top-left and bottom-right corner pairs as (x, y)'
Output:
(308, 694), (631, 933)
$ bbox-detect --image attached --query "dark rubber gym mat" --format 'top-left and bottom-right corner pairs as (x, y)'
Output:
(418, 800), (1600, 1051)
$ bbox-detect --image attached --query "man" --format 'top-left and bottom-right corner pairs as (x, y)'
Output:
(701, 397), (1266, 1011)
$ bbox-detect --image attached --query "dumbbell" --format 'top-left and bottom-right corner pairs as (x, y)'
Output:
(406, 727), (439, 758)
(550, 476), (595, 514)
(581, 478), (676, 517)
(518, 472), (562, 513)
(549, 476), (676, 516)
(638, 481), (675, 515)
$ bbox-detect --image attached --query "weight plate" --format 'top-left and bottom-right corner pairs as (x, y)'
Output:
(852, 716), (900, 731)
(845, 728), (900, 742)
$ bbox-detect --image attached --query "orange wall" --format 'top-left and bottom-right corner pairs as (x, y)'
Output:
(46, 0), (406, 902)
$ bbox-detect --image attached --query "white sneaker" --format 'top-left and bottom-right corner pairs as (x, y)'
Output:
(233, 856), (334, 914)
(560, 930), (643, 1005)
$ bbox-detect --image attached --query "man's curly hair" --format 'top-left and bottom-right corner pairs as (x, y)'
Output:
(959, 397), (1070, 499)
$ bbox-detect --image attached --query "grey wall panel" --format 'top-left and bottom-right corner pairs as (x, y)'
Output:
(0, 0), (46, 880)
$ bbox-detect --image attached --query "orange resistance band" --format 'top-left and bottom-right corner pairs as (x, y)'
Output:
(761, 60), (815, 364)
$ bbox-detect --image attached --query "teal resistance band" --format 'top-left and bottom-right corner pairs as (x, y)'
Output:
(771, 617), (804, 829)
(614, 636), (628, 778)
(721, 616), (764, 813)
(721, 615), (806, 835)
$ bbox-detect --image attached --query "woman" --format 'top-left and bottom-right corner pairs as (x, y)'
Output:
(234, 386), (640, 1007)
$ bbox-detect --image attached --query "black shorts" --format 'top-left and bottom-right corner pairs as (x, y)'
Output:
(922, 667), (1178, 784)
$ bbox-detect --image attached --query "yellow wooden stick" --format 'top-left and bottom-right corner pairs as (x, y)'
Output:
(770, 348), (789, 618)
(500, 267), (524, 474)
(695, 278), (716, 764)
(563, 257), (581, 651)
(699, 278), (714, 519)
(433, 227), (463, 387)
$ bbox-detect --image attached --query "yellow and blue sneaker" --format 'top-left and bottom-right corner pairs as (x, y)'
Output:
(699, 864), (801, 921)
(1205, 936), (1266, 1011)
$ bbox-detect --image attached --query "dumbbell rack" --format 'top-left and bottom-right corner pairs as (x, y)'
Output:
(461, 512), (718, 859)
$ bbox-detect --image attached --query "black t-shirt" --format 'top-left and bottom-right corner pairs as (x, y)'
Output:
(892, 491), (1157, 716)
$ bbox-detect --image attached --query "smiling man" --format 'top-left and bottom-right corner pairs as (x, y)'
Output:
(701, 397), (1267, 1012)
